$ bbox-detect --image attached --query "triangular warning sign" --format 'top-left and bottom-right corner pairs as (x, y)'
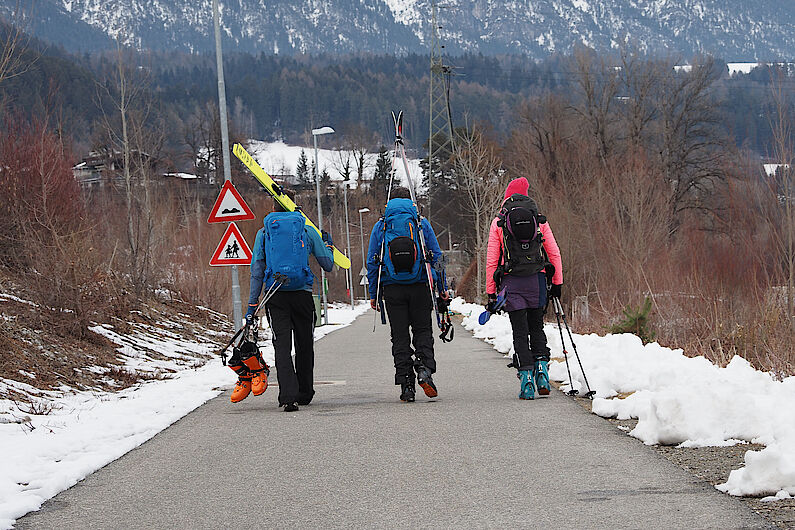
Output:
(207, 181), (255, 223)
(209, 223), (253, 266)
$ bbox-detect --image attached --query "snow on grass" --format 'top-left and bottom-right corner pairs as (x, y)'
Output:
(450, 297), (795, 500)
(246, 140), (423, 192)
(0, 302), (369, 529)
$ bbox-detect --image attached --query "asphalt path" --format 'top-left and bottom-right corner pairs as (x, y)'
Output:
(18, 311), (770, 529)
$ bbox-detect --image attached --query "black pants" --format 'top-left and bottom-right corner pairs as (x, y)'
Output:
(383, 283), (436, 384)
(265, 290), (316, 405)
(508, 307), (550, 370)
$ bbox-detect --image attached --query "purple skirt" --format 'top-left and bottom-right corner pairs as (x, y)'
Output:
(501, 272), (548, 312)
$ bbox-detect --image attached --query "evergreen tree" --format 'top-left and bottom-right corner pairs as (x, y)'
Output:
(371, 145), (391, 202)
(296, 149), (309, 187)
(608, 297), (656, 345)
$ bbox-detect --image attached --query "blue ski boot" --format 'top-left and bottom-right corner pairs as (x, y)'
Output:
(518, 370), (535, 400)
(534, 360), (550, 396)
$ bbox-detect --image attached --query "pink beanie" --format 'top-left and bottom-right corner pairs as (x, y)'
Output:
(504, 177), (529, 199)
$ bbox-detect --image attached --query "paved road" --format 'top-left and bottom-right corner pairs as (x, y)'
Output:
(18, 312), (770, 529)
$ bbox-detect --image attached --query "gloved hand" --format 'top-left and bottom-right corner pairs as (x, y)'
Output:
(549, 284), (562, 300)
(245, 305), (257, 324)
(486, 293), (498, 313)
(370, 298), (379, 311)
(321, 230), (333, 248)
(437, 292), (450, 312)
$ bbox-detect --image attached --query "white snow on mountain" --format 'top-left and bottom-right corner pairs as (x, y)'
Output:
(7, 0), (793, 59)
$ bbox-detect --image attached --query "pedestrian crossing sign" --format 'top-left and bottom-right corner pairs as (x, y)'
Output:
(209, 222), (253, 266)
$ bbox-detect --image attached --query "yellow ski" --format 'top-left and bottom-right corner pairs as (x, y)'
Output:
(232, 143), (352, 269)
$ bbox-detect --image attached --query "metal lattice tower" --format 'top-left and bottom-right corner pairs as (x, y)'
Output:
(427, 0), (455, 226)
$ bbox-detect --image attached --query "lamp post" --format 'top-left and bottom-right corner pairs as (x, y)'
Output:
(358, 207), (370, 300)
(312, 126), (334, 325)
(344, 184), (354, 308)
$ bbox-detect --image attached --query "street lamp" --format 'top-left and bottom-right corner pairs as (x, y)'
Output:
(312, 126), (334, 325)
(344, 184), (354, 308)
(358, 207), (370, 300)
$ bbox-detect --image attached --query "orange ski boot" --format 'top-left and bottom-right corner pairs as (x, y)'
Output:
(243, 354), (269, 396)
(229, 362), (252, 403)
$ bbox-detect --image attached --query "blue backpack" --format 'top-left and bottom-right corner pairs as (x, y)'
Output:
(263, 212), (311, 290)
(382, 198), (423, 284)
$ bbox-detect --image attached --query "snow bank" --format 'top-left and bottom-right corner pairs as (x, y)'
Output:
(0, 301), (369, 529)
(450, 297), (795, 499)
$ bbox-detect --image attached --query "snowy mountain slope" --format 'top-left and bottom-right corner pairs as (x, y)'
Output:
(3, 0), (794, 59)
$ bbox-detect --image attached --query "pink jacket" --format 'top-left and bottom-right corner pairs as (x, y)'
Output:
(485, 215), (563, 295)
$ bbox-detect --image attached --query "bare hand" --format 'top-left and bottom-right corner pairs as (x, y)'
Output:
(370, 299), (379, 311)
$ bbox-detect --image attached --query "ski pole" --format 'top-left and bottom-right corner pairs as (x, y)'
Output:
(553, 297), (596, 399)
(217, 323), (248, 365)
(552, 296), (576, 395)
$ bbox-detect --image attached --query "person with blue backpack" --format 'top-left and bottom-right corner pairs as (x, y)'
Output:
(242, 189), (335, 412)
(366, 187), (448, 403)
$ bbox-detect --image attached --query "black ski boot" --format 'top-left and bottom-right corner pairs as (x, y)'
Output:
(416, 365), (438, 398)
(400, 379), (416, 402)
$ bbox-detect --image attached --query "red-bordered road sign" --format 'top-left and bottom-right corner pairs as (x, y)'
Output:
(207, 180), (255, 223)
(209, 222), (253, 266)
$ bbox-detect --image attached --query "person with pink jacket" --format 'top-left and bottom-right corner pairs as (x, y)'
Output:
(485, 177), (563, 399)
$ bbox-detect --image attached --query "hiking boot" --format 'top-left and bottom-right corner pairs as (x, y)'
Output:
(297, 390), (315, 406)
(283, 403), (299, 412)
(534, 360), (550, 396)
(518, 370), (535, 400)
(416, 366), (438, 398)
(400, 381), (416, 402)
(231, 377), (252, 403)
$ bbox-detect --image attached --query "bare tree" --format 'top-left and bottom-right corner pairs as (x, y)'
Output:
(0, 1), (33, 87)
(96, 40), (159, 299)
(767, 69), (795, 331)
(344, 122), (377, 187)
(617, 45), (666, 148)
(512, 93), (572, 184)
(652, 55), (727, 227)
(455, 121), (506, 300)
(569, 46), (620, 165)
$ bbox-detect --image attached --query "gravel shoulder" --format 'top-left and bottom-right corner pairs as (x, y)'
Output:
(564, 388), (795, 529)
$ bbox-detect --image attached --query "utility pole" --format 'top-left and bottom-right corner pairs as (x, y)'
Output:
(428, 0), (456, 230)
(213, 0), (242, 331)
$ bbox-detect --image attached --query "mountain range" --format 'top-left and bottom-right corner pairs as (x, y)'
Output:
(3, 0), (794, 59)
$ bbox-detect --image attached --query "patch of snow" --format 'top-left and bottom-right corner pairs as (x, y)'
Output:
(0, 302), (369, 528)
(245, 140), (423, 192)
(0, 294), (37, 307)
(727, 62), (759, 75)
(450, 297), (795, 499)
(764, 163), (789, 177)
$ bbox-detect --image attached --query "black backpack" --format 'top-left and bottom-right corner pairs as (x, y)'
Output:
(496, 193), (546, 280)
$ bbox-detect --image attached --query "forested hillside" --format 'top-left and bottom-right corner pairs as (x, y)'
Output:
(0, 37), (786, 158)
